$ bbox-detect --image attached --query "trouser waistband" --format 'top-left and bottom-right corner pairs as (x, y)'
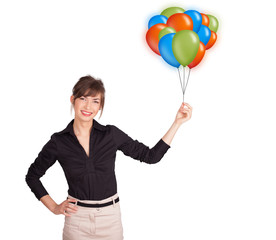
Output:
(67, 193), (119, 208)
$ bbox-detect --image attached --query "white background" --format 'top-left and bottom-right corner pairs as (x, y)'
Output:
(1, 0), (275, 239)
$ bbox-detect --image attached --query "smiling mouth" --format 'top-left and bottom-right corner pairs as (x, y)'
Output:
(81, 110), (92, 116)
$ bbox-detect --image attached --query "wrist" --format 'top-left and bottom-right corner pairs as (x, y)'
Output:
(173, 120), (182, 128)
(51, 203), (59, 214)
(40, 194), (58, 214)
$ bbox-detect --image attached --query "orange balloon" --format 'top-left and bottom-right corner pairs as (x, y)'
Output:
(166, 13), (193, 32)
(188, 42), (206, 69)
(146, 23), (167, 55)
(201, 13), (209, 26)
(206, 31), (217, 50)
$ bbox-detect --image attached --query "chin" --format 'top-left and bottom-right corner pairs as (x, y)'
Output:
(76, 114), (94, 121)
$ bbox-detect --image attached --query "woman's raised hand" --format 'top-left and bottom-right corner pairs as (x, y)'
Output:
(174, 102), (193, 125)
(52, 198), (78, 217)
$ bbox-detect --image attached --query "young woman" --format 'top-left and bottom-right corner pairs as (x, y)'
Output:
(26, 75), (193, 240)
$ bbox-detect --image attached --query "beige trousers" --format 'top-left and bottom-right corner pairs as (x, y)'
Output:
(62, 193), (124, 240)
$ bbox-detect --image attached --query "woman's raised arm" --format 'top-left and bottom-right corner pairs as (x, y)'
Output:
(162, 102), (193, 146)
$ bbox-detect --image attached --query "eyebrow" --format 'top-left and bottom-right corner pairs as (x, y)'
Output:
(83, 96), (100, 100)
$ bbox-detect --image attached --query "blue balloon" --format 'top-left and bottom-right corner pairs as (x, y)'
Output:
(197, 25), (211, 45)
(158, 33), (180, 68)
(148, 15), (168, 29)
(184, 10), (202, 33)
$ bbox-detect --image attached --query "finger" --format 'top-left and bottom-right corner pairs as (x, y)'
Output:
(183, 111), (191, 119)
(180, 104), (189, 111)
(63, 210), (72, 217)
(182, 105), (192, 113)
(184, 102), (192, 109)
(181, 109), (191, 116)
(67, 204), (79, 211)
(181, 103), (191, 110)
(65, 207), (78, 213)
(180, 105), (187, 112)
(180, 108), (190, 114)
(183, 109), (192, 116)
(63, 204), (78, 214)
(180, 102), (187, 109)
(67, 198), (77, 203)
(187, 111), (192, 118)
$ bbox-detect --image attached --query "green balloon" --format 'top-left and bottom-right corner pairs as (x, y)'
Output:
(207, 14), (219, 33)
(161, 7), (185, 18)
(158, 27), (176, 40)
(172, 30), (200, 66)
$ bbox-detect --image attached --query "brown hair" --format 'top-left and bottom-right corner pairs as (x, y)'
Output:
(71, 75), (105, 119)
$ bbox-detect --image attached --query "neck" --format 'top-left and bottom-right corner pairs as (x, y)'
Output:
(73, 117), (93, 136)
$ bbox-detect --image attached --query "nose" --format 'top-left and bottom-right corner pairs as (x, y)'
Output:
(84, 102), (91, 109)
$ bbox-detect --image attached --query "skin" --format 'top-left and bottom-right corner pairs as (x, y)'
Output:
(41, 92), (193, 217)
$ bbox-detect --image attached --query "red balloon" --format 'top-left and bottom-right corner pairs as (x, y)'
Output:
(146, 23), (167, 55)
(201, 13), (209, 26)
(166, 13), (193, 32)
(206, 31), (217, 50)
(188, 42), (206, 69)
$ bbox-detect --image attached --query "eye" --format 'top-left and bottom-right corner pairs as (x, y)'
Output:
(80, 97), (86, 101)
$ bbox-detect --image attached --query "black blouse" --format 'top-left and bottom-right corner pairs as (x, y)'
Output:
(25, 119), (171, 201)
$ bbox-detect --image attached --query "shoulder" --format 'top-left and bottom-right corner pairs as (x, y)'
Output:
(53, 119), (74, 136)
(108, 124), (131, 143)
(96, 120), (124, 133)
(106, 124), (124, 133)
(94, 120), (112, 132)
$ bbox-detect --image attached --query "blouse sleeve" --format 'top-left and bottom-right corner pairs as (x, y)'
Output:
(111, 125), (171, 164)
(25, 134), (58, 201)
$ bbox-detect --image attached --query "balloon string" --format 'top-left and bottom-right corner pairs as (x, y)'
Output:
(184, 67), (191, 94)
(177, 67), (185, 98)
(177, 67), (183, 92)
(177, 66), (191, 103)
(183, 65), (186, 97)
(182, 66), (185, 102)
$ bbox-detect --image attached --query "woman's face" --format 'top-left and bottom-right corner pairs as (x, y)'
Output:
(70, 93), (102, 122)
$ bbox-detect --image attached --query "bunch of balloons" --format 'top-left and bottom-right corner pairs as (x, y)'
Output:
(146, 6), (219, 102)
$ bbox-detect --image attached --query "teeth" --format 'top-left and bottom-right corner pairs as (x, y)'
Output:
(82, 111), (92, 115)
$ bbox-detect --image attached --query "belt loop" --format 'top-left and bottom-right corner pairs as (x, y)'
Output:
(112, 197), (115, 207)
(71, 196), (78, 206)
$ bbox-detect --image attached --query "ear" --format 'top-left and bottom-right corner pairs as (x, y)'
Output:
(70, 95), (74, 104)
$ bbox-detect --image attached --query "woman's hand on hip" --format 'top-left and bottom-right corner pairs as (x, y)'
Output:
(53, 198), (78, 217)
